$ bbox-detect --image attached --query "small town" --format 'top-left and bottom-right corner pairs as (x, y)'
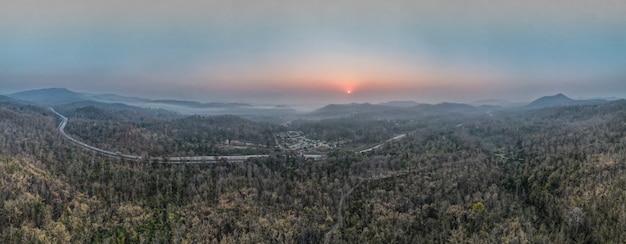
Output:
(276, 131), (343, 152)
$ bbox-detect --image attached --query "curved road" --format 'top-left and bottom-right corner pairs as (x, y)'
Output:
(323, 180), (362, 244)
(323, 170), (412, 243)
(51, 108), (401, 163)
(51, 108), (323, 163)
(51, 108), (143, 160)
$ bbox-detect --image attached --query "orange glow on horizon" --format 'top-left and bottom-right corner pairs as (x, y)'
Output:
(193, 48), (503, 96)
(194, 47), (443, 93)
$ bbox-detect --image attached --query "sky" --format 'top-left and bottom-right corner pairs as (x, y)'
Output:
(1, 0), (625, 104)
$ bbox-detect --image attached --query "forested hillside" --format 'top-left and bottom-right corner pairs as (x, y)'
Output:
(2, 100), (626, 242)
(61, 106), (276, 157)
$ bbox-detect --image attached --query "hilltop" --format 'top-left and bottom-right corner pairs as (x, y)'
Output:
(526, 93), (608, 109)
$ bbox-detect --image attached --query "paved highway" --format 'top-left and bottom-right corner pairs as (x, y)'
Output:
(50, 108), (144, 160)
(52, 108), (407, 163)
(50, 108), (323, 163)
(358, 133), (406, 153)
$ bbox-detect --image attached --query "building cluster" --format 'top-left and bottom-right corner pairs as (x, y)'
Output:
(276, 131), (340, 151)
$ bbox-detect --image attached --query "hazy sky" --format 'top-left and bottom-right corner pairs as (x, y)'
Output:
(1, 0), (625, 104)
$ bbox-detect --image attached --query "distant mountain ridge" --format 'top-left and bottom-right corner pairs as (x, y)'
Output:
(91, 93), (150, 104)
(8, 88), (89, 105)
(7, 88), (297, 122)
(526, 93), (609, 109)
(472, 99), (526, 108)
(147, 99), (251, 108)
(9, 88), (621, 120)
(0, 95), (17, 103)
(8, 88), (251, 108)
(309, 101), (483, 119)
(414, 102), (478, 113)
(378, 100), (420, 107)
(310, 103), (395, 117)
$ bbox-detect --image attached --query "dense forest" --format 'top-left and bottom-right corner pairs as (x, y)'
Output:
(2, 99), (626, 242)
(62, 106), (277, 157)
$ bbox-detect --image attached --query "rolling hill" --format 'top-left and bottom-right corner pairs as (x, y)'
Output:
(526, 93), (608, 109)
(8, 88), (89, 105)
